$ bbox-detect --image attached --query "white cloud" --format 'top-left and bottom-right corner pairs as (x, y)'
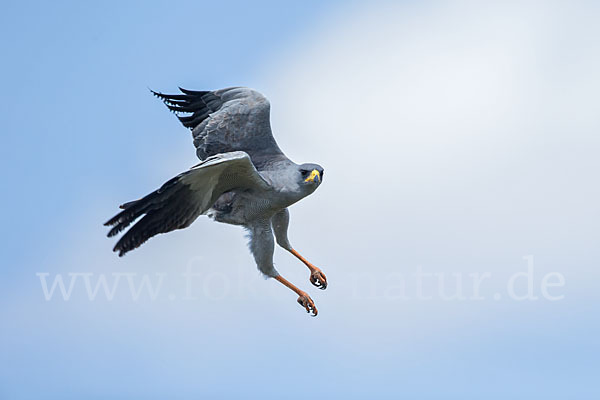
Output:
(261, 1), (600, 290)
(28, 0), (600, 325)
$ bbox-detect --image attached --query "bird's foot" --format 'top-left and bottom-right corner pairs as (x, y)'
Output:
(297, 292), (318, 316)
(310, 268), (327, 290)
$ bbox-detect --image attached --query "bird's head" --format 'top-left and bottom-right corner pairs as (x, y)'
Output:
(298, 163), (324, 188)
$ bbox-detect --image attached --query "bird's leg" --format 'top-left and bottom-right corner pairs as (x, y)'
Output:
(271, 209), (328, 290)
(274, 275), (318, 316)
(247, 219), (318, 316)
(288, 248), (328, 290)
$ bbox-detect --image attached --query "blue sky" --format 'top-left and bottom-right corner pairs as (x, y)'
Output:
(0, 0), (345, 275)
(1, 1), (599, 399)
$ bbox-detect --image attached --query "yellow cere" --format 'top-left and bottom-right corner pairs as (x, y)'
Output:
(305, 169), (320, 183)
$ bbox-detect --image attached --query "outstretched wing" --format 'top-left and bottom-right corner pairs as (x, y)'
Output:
(151, 87), (287, 167)
(104, 151), (270, 256)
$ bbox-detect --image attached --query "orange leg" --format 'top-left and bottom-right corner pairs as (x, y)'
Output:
(274, 275), (317, 316)
(289, 248), (328, 290)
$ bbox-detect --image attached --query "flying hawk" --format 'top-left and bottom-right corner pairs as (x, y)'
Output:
(105, 87), (326, 316)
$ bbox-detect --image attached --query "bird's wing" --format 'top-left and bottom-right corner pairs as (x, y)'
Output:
(152, 87), (287, 166)
(104, 151), (270, 256)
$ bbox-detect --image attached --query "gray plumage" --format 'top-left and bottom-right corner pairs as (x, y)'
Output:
(105, 87), (325, 293)
(150, 87), (286, 168)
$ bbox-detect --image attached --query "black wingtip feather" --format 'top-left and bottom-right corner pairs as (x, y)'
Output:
(104, 216), (118, 227)
(178, 87), (209, 96)
(149, 87), (224, 130)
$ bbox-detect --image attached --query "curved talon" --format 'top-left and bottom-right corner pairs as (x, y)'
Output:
(310, 269), (328, 290)
(297, 293), (318, 316)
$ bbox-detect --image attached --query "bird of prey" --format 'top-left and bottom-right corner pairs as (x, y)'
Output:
(105, 87), (326, 316)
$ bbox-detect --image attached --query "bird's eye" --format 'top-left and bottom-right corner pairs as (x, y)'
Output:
(301, 170), (309, 176)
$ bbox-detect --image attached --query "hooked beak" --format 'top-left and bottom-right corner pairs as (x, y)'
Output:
(305, 169), (321, 184)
